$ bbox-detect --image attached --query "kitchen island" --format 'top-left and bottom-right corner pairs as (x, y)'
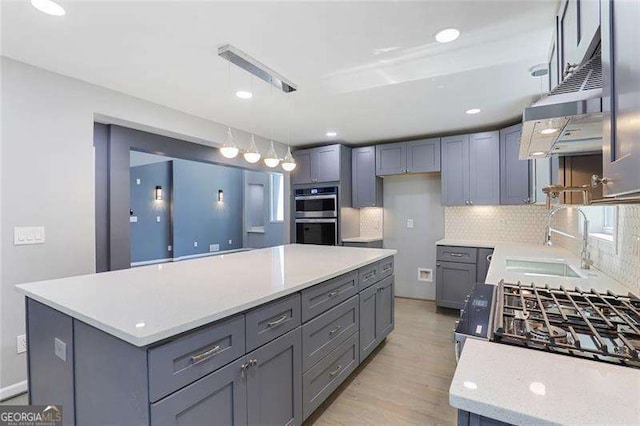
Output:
(17, 244), (396, 426)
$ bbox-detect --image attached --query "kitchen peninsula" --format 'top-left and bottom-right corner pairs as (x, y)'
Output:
(17, 244), (396, 426)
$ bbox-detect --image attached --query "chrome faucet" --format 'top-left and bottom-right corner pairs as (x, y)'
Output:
(544, 206), (593, 270)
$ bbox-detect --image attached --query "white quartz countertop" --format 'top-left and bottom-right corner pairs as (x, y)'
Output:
(342, 236), (383, 243)
(16, 244), (396, 347)
(436, 239), (630, 294)
(450, 339), (640, 425)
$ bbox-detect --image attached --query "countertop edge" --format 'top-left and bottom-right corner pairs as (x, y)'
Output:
(17, 250), (397, 347)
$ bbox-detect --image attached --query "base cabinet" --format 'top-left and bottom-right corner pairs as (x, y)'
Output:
(359, 276), (395, 361)
(458, 410), (513, 426)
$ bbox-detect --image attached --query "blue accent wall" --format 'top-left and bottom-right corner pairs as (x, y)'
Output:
(130, 161), (172, 263)
(172, 159), (244, 258)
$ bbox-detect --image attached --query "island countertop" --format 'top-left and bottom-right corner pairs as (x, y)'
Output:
(16, 244), (396, 347)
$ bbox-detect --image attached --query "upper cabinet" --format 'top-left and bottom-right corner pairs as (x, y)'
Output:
(601, 0), (640, 196)
(292, 144), (349, 185)
(352, 146), (383, 208)
(442, 132), (499, 206)
(499, 124), (532, 205)
(375, 138), (440, 176)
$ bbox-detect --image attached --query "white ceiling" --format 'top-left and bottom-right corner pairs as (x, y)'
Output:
(1, 0), (557, 146)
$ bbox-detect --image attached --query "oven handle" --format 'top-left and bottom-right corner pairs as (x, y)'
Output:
(295, 219), (338, 223)
(295, 195), (337, 201)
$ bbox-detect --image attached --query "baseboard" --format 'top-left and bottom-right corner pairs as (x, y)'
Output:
(0, 380), (27, 401)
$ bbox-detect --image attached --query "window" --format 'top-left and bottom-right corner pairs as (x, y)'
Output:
(270, 173), (284, 222)
(580, 206), (617, 242)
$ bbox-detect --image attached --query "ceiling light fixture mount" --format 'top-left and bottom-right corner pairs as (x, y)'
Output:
(31, 0), (65, 16)
(435, 28), (460, 43)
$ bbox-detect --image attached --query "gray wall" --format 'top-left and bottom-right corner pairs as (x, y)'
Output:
(130, 161), (173, 263)
(173, 160), (244, 257)
(0, 57), (292, 392)
(243, 171), (285, 249)
(383, 174), (444, 300)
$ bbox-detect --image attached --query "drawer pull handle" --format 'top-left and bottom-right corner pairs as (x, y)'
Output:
(364, 272), (376, 280)
(190, 345), (221, 364)
(449, 253), (464, 257)
(486, 254), (493, 263)
(328, 290), (340, 298)
(329, 364), (342, 377)
(382, 265), (392, 272)
(267, 314), (289, 328)
(329, 325), (342, 335)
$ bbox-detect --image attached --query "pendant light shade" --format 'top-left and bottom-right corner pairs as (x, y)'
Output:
(263, 141), (280, 168)
(243, 134), (261, 164)
(220, 127), (239, 159)
(281, 146), (296, 172)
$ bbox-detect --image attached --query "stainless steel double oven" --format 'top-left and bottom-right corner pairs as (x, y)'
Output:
(294, 186), (338, 245)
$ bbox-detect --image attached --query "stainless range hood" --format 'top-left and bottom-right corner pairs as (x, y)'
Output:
(519, 54), (603, 159)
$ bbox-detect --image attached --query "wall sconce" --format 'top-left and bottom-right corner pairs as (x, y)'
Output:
(155, 186), (163, 201)
(218, 189), (224, 203)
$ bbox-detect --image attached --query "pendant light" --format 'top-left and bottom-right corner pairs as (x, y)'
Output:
(244, 134), (261, 163)
(220, 127), (239, 159)
(281, 97), (296, 171)
(264, 141), (280, 168)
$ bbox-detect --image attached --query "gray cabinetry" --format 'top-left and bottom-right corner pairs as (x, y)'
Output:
(601, 0), (640, 196)
(151, 357), (248, 426)
(301, 271), (358, 322)
(442, 132), (500, 206)
(436, 246), (479, 309)
(559, 0), (601, 78)
(352, 146), (383, 207)
(458, 410), (512, 426)
(499, 124), (531, 205)
(376, 139), (441, 176)
(476, 248), (494, 283)
(292, 145), (347, 185)
(246, 328), (302, 426)
(246, 293), (301, 352)
(359, 275), (395, 362)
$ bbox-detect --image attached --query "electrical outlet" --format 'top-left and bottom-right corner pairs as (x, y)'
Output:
(54, 337), (66, 362)
(156, 216), (161, 223)
(228, 239), (232, 245)
(16, 334), (26, 354)
(210, 244), (220, 252)
(193, 241), (198, 248)
(167, 245), (172, 252)
(407, 219), (414, 228)
(136, 178), (141, 185)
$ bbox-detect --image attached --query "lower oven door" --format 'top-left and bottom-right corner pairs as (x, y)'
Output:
(295, 219), (338, 246)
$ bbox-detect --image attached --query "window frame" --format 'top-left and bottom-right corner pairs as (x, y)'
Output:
(270, 173), (284, 223)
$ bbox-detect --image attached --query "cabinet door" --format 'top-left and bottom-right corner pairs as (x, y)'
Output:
(575, 0), (601, 62)
(151, 357), (248, 426)
(441, 135), (470, 206)
(311, 145), (340, 183)
(246, 328), (302, 426)
(436, 261), (477, 310)
(469, 132), (500, 205)
(359, 284), (378, 361)
(560, 0), (579, 77)
(292, 150), (312, 185)
(375, 277), (394, 341)
(602, 0), (640, 196)
(376, 142), (407, 176)
(352, 146), (382, 207)
(548, 17), (561, 91)
(499, 124), (531, 205)
(407, 138), (441, 173)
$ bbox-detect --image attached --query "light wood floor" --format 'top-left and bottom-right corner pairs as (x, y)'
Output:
(1, 299), (460, 425)
(306, 297), (459, 426)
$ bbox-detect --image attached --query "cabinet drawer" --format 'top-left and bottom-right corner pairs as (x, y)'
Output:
(301, 271), (358, 322)
(358, 262), (379, 291)
(302, 332), (359, 420)
(437, 246), (478, 264)
(302, 295), (359, 372)
(378, 256), (394, 280)
(148, 315), (245, 402)
(246, 293), (301, 352)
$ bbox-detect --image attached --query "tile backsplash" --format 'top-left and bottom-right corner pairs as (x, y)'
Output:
(552, 205), (640, 294)
(359, 207), (383, 238)
(445, 205), (548, 244)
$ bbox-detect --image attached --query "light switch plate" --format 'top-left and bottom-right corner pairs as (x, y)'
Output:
(14, 226), (45, 245)
(16, 335), (26, 354)
(406, 219), (414, 228)
(130, 216), (138, 223)
(54, 337), (66, 362)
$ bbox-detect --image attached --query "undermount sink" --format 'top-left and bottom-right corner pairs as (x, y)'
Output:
(505, 258), (582, 278)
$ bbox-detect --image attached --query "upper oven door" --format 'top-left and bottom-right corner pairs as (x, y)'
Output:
(295, 194), (337, 218)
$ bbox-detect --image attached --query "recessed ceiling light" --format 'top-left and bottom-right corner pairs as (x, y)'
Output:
(540, 128), (559, 135)
(326, 131), (338, 138)
(30, 0), (65, 16)
(235, 90), (253, 99)
(435, 28), (460, 43)
(465, 108), (481, 115)
(531, 151), (546, 156)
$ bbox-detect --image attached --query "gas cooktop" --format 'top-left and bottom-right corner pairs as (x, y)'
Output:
(493, 281), (640, 368)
